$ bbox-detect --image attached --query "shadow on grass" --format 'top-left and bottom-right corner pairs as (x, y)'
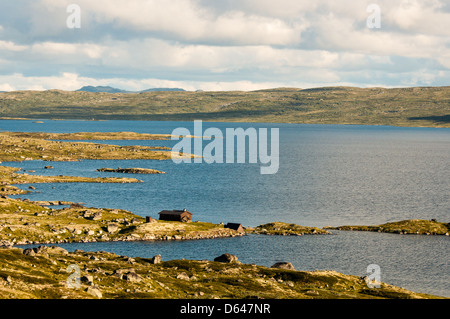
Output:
(15, 109), (278, 121)
(408, 115), (450, 124)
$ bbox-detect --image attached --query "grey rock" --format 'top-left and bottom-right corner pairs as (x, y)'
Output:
(214, 253), (238, 263)
(150, 254), (161, 264)
(0, 240), (13, 248)
(23, 248), (36, 256)
(46, 246), (69, 255)
(271, 262), (295, 270)
(123, 272), (142, 283)
(107, 224), (119, 233)
(85, 287), (102, 298)
(305, 290), (319, 296)
(176, 272), (190, 281)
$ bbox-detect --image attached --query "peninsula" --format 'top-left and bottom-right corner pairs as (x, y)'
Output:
(325, 219), (450, 235)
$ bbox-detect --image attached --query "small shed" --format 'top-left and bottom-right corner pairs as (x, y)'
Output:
(158, 209), (192, 222)
(225, 223), (245, 233)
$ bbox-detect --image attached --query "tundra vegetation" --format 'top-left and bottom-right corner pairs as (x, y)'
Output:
(325, 219), (450, 235)
(0, 246), (441, 299)
(0, 86), (449, 127)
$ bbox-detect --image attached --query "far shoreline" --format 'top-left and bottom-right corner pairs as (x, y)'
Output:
(1, 117), (450, 129)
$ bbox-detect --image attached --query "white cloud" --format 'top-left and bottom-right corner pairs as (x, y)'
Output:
(31, 42), (104, 59)
(0, 40), (27, 52)
(386, 0), (450, 36)
(37, 0), (306, 46)
(0, 0), (449, 90)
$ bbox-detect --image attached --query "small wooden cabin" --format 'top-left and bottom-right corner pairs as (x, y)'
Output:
(158, 209), (192, 222)
(225, 223), (244, 233)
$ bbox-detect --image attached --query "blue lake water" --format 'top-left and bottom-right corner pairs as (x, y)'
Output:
(1, 119), (449, 297)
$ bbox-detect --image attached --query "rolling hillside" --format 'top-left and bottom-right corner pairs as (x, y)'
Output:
(0, 86), (448, 127)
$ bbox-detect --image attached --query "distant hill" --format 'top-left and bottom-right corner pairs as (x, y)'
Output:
(0, 86), (448, 127)
(76, 86), (185, 93)
(140, 88), (186, 92)
(76, 86), (129, 93)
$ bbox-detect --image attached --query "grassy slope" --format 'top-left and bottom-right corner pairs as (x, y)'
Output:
(247, 222), (330, 235)
(0, 86), (449, 127)
(0, 246), (441, 299)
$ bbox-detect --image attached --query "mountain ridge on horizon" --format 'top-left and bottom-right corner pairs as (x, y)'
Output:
(76, 85), (186, 93)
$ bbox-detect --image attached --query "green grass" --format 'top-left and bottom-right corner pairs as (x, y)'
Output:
(1, 86), (449, 127)
(1, 247), (443, 299)
(248, 222), (330, 235)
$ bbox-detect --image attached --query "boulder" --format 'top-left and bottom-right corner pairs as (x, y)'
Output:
(271, 262), (295, 270)
(150, 254), (161, 264)
(91, 212), (102, 221)
(46, 246), (69, 255)
(33, 245), (47, 254)
(176, 272), (190, 281)
(114, 268), (135, 275)
(123, 272), (142, 283)
(214, 253), (238, 263)
(107, 224), (119, 233)
(23, 248), (36, 256)
(85, 287), (102, 298)
(0, 240), (13, 248)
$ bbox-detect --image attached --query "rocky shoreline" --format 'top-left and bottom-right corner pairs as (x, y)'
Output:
(0, 197), (246, 247)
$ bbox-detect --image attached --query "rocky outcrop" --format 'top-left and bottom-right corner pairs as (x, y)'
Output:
(107, 224), (119, 234)
(271, 262), (295, 270)
(214, 253), (239, 263)
(85, 287), (102, 298)
(97, 167), (165, 174)
(150, 254), (161, 264)
(22, 245), (69, 256)
(249, 222), (331, 236)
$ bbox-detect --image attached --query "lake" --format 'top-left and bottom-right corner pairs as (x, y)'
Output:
(1, 119), (449, 297)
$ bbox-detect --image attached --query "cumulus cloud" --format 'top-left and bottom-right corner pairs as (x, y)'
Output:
(0, 0), (448, 91)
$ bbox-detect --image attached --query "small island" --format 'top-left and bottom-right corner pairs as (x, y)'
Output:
(97, 167), (165, 174)
(247, 222), (330, 236)
(324, 219), (450, 236)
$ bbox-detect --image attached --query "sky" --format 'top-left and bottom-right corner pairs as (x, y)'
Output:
(0, 0), (449, 91)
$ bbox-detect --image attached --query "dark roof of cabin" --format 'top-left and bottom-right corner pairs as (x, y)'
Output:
(158, 210), (193, 216)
